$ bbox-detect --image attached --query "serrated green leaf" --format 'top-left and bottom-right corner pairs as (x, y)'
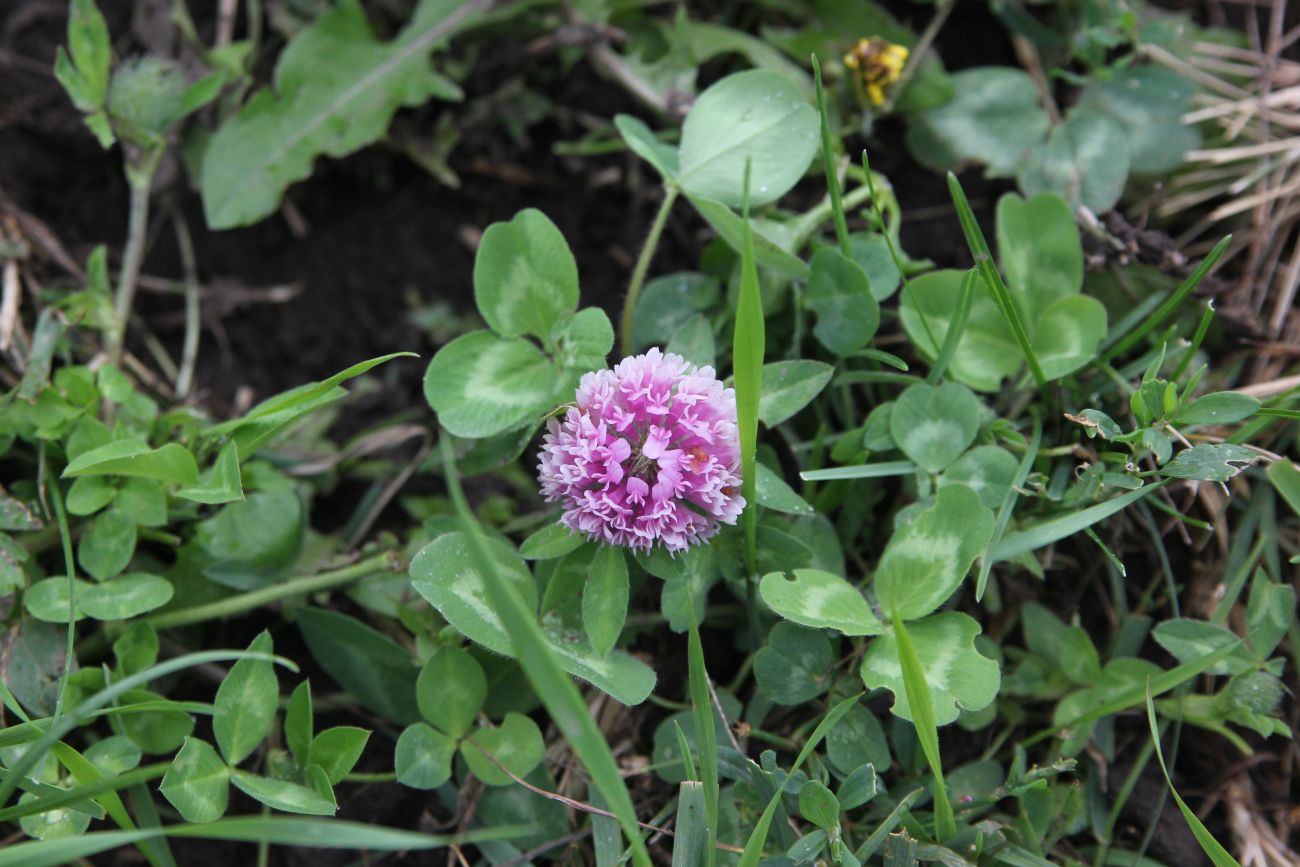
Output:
(213, 631), (279, 766)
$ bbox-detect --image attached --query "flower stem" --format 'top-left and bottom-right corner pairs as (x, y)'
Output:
(142, 551), (400, 632)
(619, 184), (680, 356)
(107, 148), (163, 371)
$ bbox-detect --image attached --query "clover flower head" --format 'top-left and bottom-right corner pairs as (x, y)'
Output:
(537, 348), (745, 553)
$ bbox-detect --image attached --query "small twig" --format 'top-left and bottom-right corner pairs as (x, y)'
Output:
(172, 211), (202, 398)
(107, 147), (163, 370)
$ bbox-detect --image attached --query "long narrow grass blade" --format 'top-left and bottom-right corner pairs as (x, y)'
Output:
(687, 612), (718, 865)
(734, 165), (765, 575)
(927, 269), (977, 385)
(0, 818), (531, 867)
(892, 615), (956, 841)
(1144, 686), (1242, 867)
(976, 414), (1041, 600)
(1171, 301), (1216, 382)
(0, 763), (166, 823)
(672, 782), (711, 867)
(1100, 236), (1230, 364)
(736, 694), (862, 867)
(800, 461), (917, 481)
(855, 789), (922, 861)
(0, 650), (295, 808)
(988, 482), (1165, 562)
(946, 172), (1047, 390)
(1021, 640), (1242, 747)
(812, 55), (850, 255)
(439, 435), (651, 867)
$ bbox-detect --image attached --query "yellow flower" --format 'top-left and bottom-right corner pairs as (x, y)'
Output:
(843, 38), (910, 107)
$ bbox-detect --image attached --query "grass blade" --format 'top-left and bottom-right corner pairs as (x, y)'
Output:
(0, 818), (531, 867)
(1144, 686), (1242, 867)
(976, 414), (1041, 600)
(672, 782), (710, 867)
(988, 481), (1165, 562)
(946, 172), (1047, 391)
(687, 611), (719, 865)
(926, 269), (977, 385)
(800, 461), (917, 481)
(1101, 236), (1230, 365)
(892, 615), (956, 841)
(439, 435), (651, 867)
(812, 55), (850, 256)
(737, 693), (862, 867)
(734, 165), (765, 575)
(855, 789), (922, 861)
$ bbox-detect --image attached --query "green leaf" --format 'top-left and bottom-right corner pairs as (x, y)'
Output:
(76, 510), (136, 582)
(804, 248), (879, 357)
(175, 441), (244, 505)
(754, 463), (813, 515)
(1017, 109), (1130, 212)
(672, 783), (710, 867)
(474, 209), (579, 340)
(1079, 67), (1199, 175)
(938, 445), (1018, 509)
(678, 70), (818, 207)
(410, 532), (654, 705)
(860, 611), (1000, 725)
(900, 270), (1019, 392)
(1160, 444), (1260, 482)
(997, 192), (1083, 310)
(989, 483), (1159, 562)
(309, 727), (369, 785)
(78, 572), (173, 620)
(1031, 295), (1109, 381)
(757, 360), (833, 427)
(213, 631), (279, 766)
(874, 485), (993, 621)
(462, 712), (545, 786)
(1246, 570), (1295, 661)
(1152, 619), (1254, 675)
(297, 608), (419, 724)
(416, 645), (485, 738)
(552, 307), (614, 374)
(394, 723), (455, 789)
(113, 479), (165, 528)
(582, 546), (629, 656)
(614, 114), (678, 181)
(65, 0), (111, 104)
(1173, 392), (1261, 427)
(65, 476), (116, 517)
(890, 615), (956, 841)
(24, 576), (90, 623)
(666, 315), (715, 370)
(689, 197), (811, 279)
(423, 331), (561, 438)
(798, 781), (840, 833)
(826, 700), (890, 775)
(519, 523), (585, 560)
(889, 382), (981, 473)
(284, 682), (313, 767)
(160, 738), (229, 824)
(63, 440), (198, 485)
(195, 489), (303, 586)
(631, 272), (722, 350)
(230, 772), (336, 816)
(906, 67), (1049, 178)
(201, 0), (481, 228)
(754, 623), (834, 705)
(759, 569), (883, 635)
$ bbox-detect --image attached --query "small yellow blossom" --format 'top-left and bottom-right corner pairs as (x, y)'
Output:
(843, 38), (909, 107)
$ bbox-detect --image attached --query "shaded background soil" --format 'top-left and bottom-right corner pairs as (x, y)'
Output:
(0, 1), (1286, 866)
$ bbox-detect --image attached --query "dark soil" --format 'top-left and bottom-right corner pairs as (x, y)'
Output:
(0, 2), (1280, 866)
